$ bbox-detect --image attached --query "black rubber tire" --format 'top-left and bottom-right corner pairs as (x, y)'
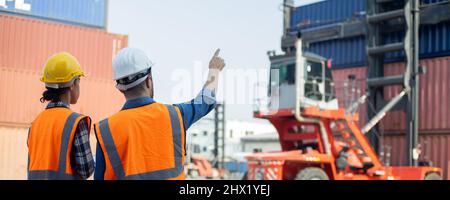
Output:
(424, 173), (442, 180)
(241, 172), (248, 180)
(295, 167), (329, 180)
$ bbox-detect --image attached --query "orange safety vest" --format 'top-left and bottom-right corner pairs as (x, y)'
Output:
(95, 103), (186, 180)
(28, 108), (91, 180)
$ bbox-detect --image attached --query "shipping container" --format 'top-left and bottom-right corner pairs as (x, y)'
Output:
(383, 133), (450, 180)
(224, 161), (248, 173)
(332, 65), (368, 128)
(0, 124), (99, 180)
(333, 57), (450, 180)
(0, 69), (122, 179)
(307, 36), (366, 68)
(0, 14), (127, 80)
(0, 68), (125, 125)
(332, 56), (450, 132)
(0, 4), (126, 180)
(295, 0), (450, 68)
(291, 0), (447, 31)
(0, 125), (28, 180)
(291, 0), (365, 31)
(0, 0), (107, 28)
(304, 21), (450, 68)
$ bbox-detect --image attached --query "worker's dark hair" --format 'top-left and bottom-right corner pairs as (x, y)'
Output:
(121, 71), (152, 94)
(40, 88), (69, 103)
(128, 81), (147, 92)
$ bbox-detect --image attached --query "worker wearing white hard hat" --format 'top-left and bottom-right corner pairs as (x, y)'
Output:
(94, 48), (225, 180)
(112, 48), (155, 91)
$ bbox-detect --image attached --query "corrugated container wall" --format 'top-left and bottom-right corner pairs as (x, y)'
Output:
(292, 0), (450, 180)
(0, 69), (125, 125)
(0, 125), (28, 180)
(294, 0), (450, 68)
(332, 56), (450, 132)
(383, 134), (450, 180)
(0, 14), (127, 81)
(292, 0), (448, 30)
(0, 14), (128, 179)
(0, 14), (128, 124)
(0, 0), (107, 28)
(305, 22), (450, 68)
(291, 0), (365, 31)
(0, 124), (99, 179)
(333, 57), (450, 179)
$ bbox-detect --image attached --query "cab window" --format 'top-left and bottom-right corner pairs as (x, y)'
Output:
(304, 60), (323, 100)
(269, 60), (295, 95)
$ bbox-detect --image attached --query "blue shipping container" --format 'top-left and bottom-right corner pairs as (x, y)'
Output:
(291, 0), (365, 31)
(224, 161), (248, 173)
(291, 0), (447, 31)
(296, 0), (450, 68)
(0, 0), (106, 28)
(305, 22), (450, 68)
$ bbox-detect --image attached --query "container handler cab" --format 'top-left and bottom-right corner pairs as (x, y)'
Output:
(245, 35), (442, 180)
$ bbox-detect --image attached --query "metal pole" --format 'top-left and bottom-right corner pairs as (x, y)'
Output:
(221, 103), (226, 170)
(405, 0), (420, 167)
(214, 104), (219, 168)
(283, 0), (294, 37)
(365, 0), (383, 153)
(362, 88), (409, 134)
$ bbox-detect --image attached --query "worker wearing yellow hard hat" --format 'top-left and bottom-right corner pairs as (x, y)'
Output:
(94, 48), (225, 180)
(27, 52), (94, 180)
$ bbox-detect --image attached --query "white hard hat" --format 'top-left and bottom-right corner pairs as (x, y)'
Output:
(112, 48), (154, 91)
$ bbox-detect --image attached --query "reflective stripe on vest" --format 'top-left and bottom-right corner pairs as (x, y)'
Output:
(98, 105), (183, 180)
(28, 112), (82, 180)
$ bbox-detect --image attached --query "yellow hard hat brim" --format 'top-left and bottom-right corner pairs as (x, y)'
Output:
(41, 70), (85, 84)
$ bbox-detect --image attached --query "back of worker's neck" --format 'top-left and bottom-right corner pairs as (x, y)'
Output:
(58, 94), (71, 106)
(125, 93), (154, 101)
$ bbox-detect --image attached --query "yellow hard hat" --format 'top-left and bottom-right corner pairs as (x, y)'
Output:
(40, 52), (85, 89)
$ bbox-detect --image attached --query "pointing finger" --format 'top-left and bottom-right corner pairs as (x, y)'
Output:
(213, 49), (221, 57)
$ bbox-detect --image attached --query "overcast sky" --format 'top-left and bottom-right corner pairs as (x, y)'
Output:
(108, 0), (322, 121)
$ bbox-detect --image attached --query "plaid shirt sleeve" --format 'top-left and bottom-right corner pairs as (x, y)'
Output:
(71, 118), (95, 179)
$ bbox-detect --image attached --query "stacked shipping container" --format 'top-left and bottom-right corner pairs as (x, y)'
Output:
(292, 0), (450, 179)
(332, 57), (450, 179)
(293, 0), (450, 68)
(332, 56), (450, 132)
(0, 0), (128, 179)
(0, 0), (107, 28)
